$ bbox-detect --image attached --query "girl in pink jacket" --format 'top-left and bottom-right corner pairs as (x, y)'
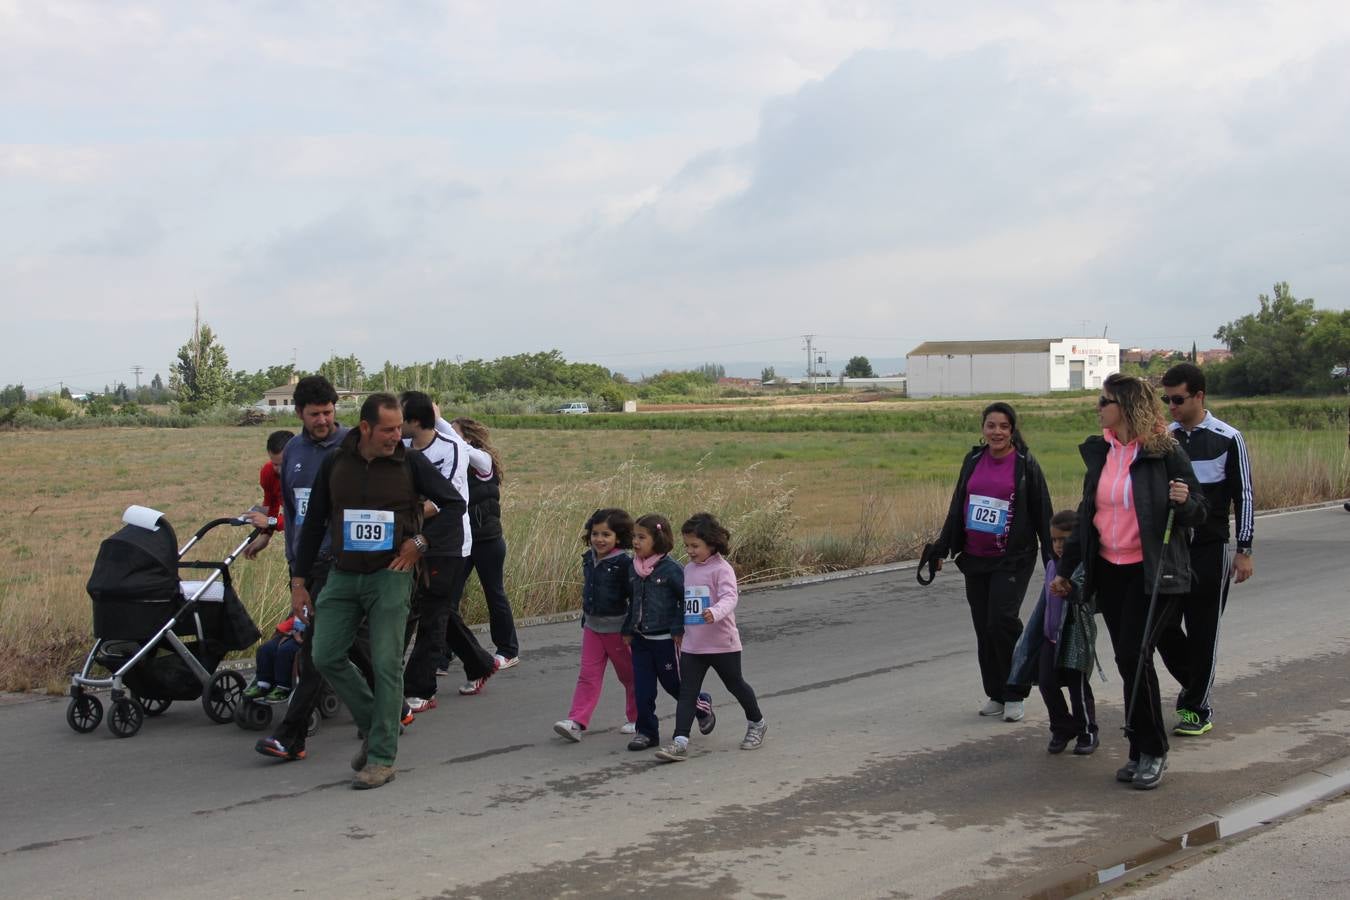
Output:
(655, 513), (767, 762)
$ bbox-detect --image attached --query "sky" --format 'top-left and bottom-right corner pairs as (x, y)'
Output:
(4, 1), (1349, 391)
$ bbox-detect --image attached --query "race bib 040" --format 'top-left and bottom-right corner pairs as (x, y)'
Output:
(966, 494), (1010, 535)
(293, 487), (311, 525)
(343, 509), (394, 552)
(684, 585), (712, 625)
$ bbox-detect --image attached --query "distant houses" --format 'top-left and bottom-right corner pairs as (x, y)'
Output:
(906, 338), (1121, 397)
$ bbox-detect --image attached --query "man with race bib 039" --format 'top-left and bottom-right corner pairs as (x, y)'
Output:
(290, 392), (466, 790)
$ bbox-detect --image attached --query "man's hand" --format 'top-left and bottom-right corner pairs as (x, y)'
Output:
(290, 583), (311, 624)
(1233, 553), (1254, 584)
(1049, 575), (1072, 597)
(389, 538), (422, 572)
(243, 531), (271, 560)
(423, 499), (439, 518)
(245, 510), (273, 530)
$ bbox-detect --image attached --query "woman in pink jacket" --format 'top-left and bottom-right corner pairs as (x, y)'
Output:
(655, 512), (767, 762)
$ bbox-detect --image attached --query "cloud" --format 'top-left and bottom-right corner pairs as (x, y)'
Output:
(63, 207), (164, 256)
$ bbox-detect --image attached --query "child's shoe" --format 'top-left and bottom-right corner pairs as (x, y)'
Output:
(264, 685), (292, 702)
(696, 692), (716, 734)
(243, 681), (267, 700)
(740, 720), (768, 750)
(620, 721), (637, 734)
(654, 741), (688, 762)
(553, 719), (583, 742)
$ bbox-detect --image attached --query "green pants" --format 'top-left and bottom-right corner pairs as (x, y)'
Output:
(312, 568), (413, 767)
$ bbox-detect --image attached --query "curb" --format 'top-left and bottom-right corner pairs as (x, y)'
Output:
(1009, 756), (1350, 899)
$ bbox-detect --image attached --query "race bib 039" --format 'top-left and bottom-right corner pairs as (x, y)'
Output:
(343, 509), (394, 552)
(684, 585), (711, 625)
(966, 494), (1010, 535)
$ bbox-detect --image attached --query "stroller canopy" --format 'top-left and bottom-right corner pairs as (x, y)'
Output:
(87, 518), (181, 603)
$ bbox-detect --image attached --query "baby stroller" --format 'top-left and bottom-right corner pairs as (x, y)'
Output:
(67, 505), (264, 738)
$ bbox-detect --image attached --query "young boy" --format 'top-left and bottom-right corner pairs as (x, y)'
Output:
(245, 615), (306, 701)
(1039, 509), (1099, 755)
(244, 430), (293, 559)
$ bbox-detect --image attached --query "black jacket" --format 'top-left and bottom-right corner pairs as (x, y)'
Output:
(466, 469), (503, 542)
(935, 445), (1055, 568)
(622, 555), (686, 637)
(1058, 434), (1207, 599)
(582, 550), (633, 620)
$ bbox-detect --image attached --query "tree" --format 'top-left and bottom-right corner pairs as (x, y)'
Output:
(1308, 309), (1350, 382)
(844, 356), (875, 378)
(0, 384), (24, 407)
(318, 354), (366, 392)
(760, 366), (776, 383)
(1212, 282), (1320, 394)
(171, 317), (233, 406)
(695, 363), (725, 382)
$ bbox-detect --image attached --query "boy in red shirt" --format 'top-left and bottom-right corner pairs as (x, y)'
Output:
(245, 430), (293, 558)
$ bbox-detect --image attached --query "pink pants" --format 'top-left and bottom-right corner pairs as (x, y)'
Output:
(567, 627), (637, 729)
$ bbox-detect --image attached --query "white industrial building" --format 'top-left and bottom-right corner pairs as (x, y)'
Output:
(905, 338), (1120, 397)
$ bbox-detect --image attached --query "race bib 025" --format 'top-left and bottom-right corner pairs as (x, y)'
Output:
(966, 494), (1010, 535)
(684, 585), (711, 625)
(343, 509), (394, 552)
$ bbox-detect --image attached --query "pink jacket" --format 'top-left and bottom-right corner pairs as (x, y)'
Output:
(680, 554), (742, 654)
(1094, 430), (1144, 564)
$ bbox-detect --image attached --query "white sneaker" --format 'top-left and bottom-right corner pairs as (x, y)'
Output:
(1003, 700), (1025, 722)
(494, 654), (520, 670)
(620, 721), (637, 734)
(553, 719), (583, 742)
(978, 699), (1005, 717)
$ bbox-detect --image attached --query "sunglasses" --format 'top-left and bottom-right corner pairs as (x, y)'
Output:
(1161, 393), (1192, 406)
(1097, 396), (1118, 408)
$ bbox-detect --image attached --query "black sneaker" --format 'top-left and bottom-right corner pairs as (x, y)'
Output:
(1115, 759), (1139, 783)
(1133, 753), (1167, 790)
(1073, 731), (1099, 755)
(255, 736), (305, 761)
(1174, 709), (1213, 736)
(1047, 734), (1070, 754)
(696, 692), (716, 735)
(627, 734), (655, 751)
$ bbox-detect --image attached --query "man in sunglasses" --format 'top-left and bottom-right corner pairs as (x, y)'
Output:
(1154, 362), (1254, 738)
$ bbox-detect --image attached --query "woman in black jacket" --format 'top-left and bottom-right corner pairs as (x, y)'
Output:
(933, 402), (1054, 724)
(1051, 373), (1205, 790)
(446, 418), (520, 669)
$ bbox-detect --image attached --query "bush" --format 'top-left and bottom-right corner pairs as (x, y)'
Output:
(25, 398), (72, 421)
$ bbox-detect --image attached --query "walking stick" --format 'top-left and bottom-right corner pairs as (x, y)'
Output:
(1123, 500), (1177, 737)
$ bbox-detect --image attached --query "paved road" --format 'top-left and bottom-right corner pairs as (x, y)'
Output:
(2, 506), (1346, 899)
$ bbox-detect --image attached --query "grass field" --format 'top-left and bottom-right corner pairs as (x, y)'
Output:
(2, 400), (1346, 693)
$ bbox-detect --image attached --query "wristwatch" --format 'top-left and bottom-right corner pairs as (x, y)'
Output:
(412, 534), (428, 553)
(1235, 547), (1253, 557)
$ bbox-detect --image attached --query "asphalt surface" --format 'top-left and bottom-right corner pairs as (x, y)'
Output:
(2, 505), (1346, 899)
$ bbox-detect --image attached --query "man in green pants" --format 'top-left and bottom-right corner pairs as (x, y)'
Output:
(290, 392), (466, 789)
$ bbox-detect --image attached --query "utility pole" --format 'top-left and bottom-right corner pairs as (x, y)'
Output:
(131, 365), (142, 389)
(802, 334), (815, 389)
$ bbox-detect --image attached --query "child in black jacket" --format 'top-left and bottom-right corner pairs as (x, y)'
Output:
(621, 514), (713, 750)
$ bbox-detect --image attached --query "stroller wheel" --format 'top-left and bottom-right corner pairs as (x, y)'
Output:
(319, 685), (342, 719)
(203, 670), (246, 724)
(66, 695), (103, 734)
(235, 700), (272, 731)
(137, 696), (172, 717)
(108, 698), (144, 738)
(306, 706), (321, 737)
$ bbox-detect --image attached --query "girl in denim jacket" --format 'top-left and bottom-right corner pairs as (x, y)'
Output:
(554, 508), (639, 742)
(621, 514), (714, 750)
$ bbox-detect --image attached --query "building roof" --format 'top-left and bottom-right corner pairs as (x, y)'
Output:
(908, 339), (1053, 357)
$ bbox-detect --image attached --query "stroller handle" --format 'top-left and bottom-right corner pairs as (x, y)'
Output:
(178, 515), (267, 558)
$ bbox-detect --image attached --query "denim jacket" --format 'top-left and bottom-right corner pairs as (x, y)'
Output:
(622, 555), (685, 637)
(582, 549), (633, 625)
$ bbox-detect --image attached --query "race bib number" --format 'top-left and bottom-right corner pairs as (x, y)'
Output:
(343, 509), (394, 552)
(684, 585), (711, 625)
(966, 495), (1010, 534)
(293, 487), (311, 525)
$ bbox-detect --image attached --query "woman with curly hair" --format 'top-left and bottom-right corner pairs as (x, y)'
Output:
(1051, 373), (1206, 790)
